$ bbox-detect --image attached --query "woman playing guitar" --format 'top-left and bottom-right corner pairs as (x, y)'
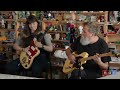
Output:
(5, 15), (53, 78)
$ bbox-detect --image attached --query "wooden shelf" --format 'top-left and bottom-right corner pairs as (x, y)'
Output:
(50, 11), (70, 14)
(18, 18), (26, 22)
(80, 12), (105, 15)
(53, 48), (66, 51)
(43, 20), (58, 22)
(112, 22), (120, 26)
(4, 18), (26, 22)
(50, 11), (105, 15)
(0, 28), (15, 31)
(107, 34), (120, 36)
(4, 19), (14, 22)
(108, 43), (120, 46)
(109, 61), (120, 68)
(52, 40), (70, 42)
(48, 31), (67, 33)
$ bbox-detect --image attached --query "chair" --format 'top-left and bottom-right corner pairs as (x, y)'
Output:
(42, 60), (52, 79)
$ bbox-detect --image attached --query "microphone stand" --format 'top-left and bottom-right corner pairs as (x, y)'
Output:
(75, 60), (82, 79)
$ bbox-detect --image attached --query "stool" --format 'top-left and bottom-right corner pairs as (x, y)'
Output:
(42, 61), (52, 79)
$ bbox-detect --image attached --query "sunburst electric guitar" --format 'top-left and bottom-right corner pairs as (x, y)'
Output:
(63, 52), (120, 74)
(20, 25), (52, 69)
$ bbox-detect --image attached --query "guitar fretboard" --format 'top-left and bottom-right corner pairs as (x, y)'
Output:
(80, 52), (113, 62)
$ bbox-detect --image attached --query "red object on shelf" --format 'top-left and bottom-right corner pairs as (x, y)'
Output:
(102, 70), (108, 76)
(70, 24), (74, 28)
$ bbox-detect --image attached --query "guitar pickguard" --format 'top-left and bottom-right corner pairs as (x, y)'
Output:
(20, 41), (40, 69)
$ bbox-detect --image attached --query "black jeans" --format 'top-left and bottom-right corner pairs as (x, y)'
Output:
(5, 55), (49, 78)
(69, 69), (87, 79)
(69, 69), (102, 79)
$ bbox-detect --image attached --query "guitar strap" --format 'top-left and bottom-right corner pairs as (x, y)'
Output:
(35, 33), (44, 42)
(23, 34), (36, 47)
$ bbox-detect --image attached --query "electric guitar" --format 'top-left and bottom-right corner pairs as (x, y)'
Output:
(63, 52), (120, 74)
(20, 25), (52, 69)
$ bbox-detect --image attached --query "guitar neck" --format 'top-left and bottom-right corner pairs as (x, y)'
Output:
(80, 52), (112, 62)
(38, 32), (47, 41)
(37, 25), (52, 41)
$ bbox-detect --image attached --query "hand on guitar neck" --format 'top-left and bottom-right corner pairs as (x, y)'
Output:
(33, 38), (43, 48)
(92, 53), (102, 64)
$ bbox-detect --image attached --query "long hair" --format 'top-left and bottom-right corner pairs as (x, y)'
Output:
(22, 15), (42, 37)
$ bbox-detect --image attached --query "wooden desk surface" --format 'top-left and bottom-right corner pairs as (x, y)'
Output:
(0, 73), (44, 79)
(109, 61), (120, 68)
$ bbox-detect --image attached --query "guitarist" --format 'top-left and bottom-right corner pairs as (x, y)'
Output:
(5, 15), (53, 78)
(66, 22), (111, 79)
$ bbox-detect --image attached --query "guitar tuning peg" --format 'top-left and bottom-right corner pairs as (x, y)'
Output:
(116, 53), (120, 57)
(112, 50), (120, 58)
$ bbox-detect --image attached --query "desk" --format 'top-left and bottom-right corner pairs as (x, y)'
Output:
(0, 73), (43, 79)
(109, 61), (120, 69)
(99, 71), (120, 79)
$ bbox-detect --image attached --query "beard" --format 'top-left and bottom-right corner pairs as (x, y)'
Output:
(80, 35), (91, 45)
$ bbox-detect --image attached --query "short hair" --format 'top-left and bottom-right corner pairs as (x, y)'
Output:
(83, 22), (100, 35)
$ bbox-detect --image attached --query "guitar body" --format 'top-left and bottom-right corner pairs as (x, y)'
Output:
(63, 58), (78, 74)
(20, 41), (40, 69)
(63, 51), (120, 74)
(63, 52), (89, 74)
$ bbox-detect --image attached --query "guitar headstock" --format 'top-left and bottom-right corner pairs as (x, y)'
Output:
(80, 52), (89, 58)
(45, 24), (52, 32)
(72, 52), (89, 58)
(111, 51), (120, 58)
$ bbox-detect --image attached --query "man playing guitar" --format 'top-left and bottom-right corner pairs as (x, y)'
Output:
(65, 22), (111, 79)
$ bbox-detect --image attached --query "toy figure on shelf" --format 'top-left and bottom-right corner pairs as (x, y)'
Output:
(8, 12), (13, 19)
(0, 36), (7, 41)
(78, 26), (83, 34)
(113, 11), (118, 22)
(25, 11), (30, 18)
(100, 26), (104, 34)
(62, 33), (67, 40)
(70, 24), (76, 44)
(21, 11), (26, 18)
(36, 11), (40, 19)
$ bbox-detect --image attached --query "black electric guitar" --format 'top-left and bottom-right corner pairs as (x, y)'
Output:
(20, 25), (52, 69)
(63, 52), (120, 74)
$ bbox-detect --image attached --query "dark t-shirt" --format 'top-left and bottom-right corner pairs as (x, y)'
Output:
(70, 36), (111, 78)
